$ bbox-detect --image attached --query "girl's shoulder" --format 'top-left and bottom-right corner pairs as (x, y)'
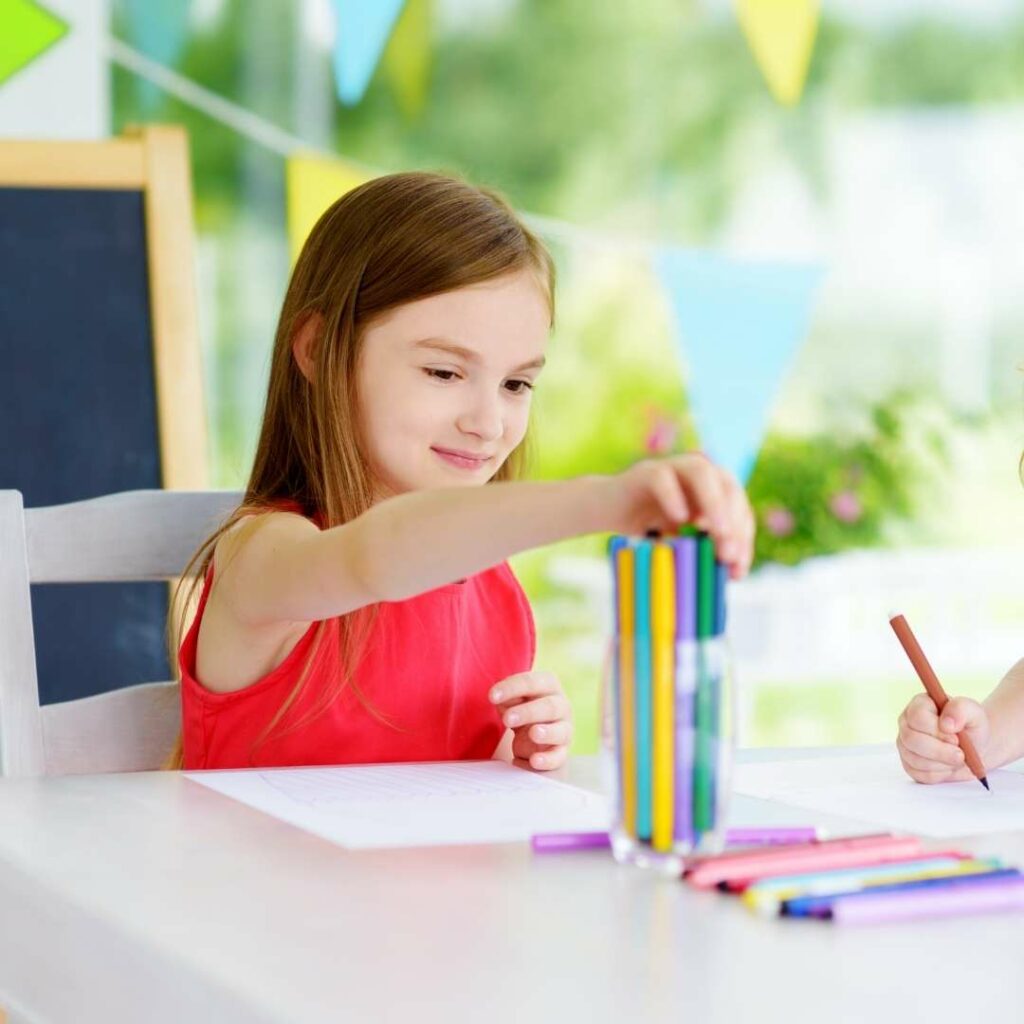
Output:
(212, 500), (320, 576)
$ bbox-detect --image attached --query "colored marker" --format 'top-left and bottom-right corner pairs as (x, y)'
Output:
(714, 561), (727, 635)
(889, 612), (989, 791)
(673, 534), (698, 846)
(686, 833), (924, 890)
(531, 827), (820, 854)
(831, 876), (1024, 926)
(615, 545), (637, 838)
(651, 542), (676, 852)
(785, 866), (1019, 919)
(692, 535), (717, 834)
(742, 852), (975, 914)
(633, 542), (654, 842)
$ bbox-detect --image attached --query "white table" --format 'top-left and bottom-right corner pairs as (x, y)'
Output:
(1, 746), (1022, 1024)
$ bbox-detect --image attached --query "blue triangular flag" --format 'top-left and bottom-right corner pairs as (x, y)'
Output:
(124, 0), (190, 111)
(331, 0), (406, 106)
(655, 248), (823, 484)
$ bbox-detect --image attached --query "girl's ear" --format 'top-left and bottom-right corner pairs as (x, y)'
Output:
(291, 313), (323, 382)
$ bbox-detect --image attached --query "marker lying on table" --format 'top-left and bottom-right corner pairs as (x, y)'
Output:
(830, 875), (1024, 926)
(741, 853), (982, 915)
(686, 833), (923, 890)
(888, 611), (989, 791)
(530, 826), (819, 854)
(783, 866), (1020, 919)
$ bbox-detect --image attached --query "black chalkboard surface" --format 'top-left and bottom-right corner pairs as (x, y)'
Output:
(0, 128), (207, 705)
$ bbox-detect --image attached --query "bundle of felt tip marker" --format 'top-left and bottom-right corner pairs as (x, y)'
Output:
(606, 528), (731, 867)
(684, 832), (1024, 925)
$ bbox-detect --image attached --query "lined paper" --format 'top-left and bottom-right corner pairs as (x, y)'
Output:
(186, 760), (610, 849)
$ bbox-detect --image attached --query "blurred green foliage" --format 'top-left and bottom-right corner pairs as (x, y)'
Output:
(747, 392), (949, 566)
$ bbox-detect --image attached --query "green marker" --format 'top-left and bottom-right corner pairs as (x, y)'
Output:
(693, 534), (717, 833)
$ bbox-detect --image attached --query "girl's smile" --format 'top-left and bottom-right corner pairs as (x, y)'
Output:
(431, 445), (495, 471)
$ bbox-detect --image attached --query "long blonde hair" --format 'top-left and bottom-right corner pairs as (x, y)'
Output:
(165, 172), (555, 768)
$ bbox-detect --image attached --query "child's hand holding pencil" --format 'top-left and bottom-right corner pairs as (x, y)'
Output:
(897, 693), (991, 785)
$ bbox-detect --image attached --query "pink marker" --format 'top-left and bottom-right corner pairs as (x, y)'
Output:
(686, 834), (923, 889)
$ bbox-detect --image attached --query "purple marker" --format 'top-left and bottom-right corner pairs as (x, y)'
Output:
(531, 831), (612, 853)
(531, 827), (819, 854)
(831, 876), (1024, 925)
(674, 535), (698, 847)
(726, 827), (818, 846)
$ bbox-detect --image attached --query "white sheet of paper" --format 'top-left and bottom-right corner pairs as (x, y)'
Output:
(733, 752), (1024, 838)
(186, 760), (610, 849)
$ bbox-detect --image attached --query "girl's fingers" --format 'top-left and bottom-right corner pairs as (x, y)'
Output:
(489, 670), (561, 706)
(502, 694), (571, 729)
(512, 743), (568, 771)
(902, 694), (942, 733)
(648, 464), (689, 525)
(674, 456), (728, 534)
(529, 746), (568, 771)
(718, 472), (755, 578)
(527, 719), (573, 746)
(898, 726), (966, 768)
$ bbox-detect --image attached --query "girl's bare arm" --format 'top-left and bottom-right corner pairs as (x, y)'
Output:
(214, 456), (752, 628)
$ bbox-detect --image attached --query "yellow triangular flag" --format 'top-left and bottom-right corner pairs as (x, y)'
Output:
(383, 0), (431, 119)
(736, 0), (820, 107)
(285, 153), (371, 264)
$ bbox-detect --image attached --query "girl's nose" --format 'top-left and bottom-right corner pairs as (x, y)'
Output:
(456, 393), (503, 441)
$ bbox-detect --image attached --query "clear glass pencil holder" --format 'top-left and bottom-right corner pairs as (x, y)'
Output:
(600, 532), (737, 874)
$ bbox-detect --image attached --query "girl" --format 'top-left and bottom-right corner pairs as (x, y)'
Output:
(169, 172), (754, 772)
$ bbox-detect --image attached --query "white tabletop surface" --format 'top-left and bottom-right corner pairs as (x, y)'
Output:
(1, 746), (1023, 1024)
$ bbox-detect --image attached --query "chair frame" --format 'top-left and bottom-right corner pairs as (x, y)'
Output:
(0, 489), (240, 777)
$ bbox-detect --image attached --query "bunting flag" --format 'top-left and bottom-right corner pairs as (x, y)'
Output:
(330, 0), (406, 106)
(0, 0), (67, 85)
(122, 0), (191, 110)
(655, 249), (823, 484)
(285, 153), (370, 263)
(736, 0), (820, 107)
(383, 0), (431, 119)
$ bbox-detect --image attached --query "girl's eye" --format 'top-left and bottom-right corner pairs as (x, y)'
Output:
(504, 379), (534, 395)
(424, 368), (459, 382)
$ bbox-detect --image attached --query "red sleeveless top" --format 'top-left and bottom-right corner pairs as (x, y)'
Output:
(178, 513), (536, 770)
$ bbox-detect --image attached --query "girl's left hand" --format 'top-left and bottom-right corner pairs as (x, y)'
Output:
(489, 670), (573, 771)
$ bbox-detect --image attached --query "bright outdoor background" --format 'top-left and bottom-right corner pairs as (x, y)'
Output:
(111, 0), (1024, 752)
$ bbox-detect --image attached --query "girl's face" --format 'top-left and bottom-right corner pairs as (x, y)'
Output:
(356, 269), (551, 501)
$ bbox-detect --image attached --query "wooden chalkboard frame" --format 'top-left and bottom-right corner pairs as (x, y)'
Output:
(0, 124), (208, 487)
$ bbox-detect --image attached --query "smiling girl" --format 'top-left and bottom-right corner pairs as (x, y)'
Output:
(169, 172), (754, 771)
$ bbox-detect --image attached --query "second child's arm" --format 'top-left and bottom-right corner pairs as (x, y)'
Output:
(216, 455), (753, 628)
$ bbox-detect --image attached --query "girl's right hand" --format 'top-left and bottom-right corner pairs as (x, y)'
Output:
(606, 454), (755, 579)
(896, 694), (990, 784)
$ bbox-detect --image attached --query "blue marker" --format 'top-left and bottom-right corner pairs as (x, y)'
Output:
(782, 867), (1020, 918)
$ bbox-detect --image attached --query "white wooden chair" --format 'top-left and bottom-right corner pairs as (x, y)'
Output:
(0, 489), (240, 777)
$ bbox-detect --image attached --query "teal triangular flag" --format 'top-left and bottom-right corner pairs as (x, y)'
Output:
(124, 0), (190, 110)
(655, 248), (823, 484)
(331, 0), (406, 106)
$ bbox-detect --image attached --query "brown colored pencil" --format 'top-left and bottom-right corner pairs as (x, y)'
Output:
(889, 612), (989, 791)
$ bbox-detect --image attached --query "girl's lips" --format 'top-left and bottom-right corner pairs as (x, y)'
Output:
(431, 447), (492, 471)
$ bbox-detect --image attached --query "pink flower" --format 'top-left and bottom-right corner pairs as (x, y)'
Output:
(830, 490), (862, 523)
(644, 410), (678, 455)
(763, 505), (795, 537)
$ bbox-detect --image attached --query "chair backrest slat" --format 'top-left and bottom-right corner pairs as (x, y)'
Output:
(26, 489), (240, 582)
(0, 489), (242, 777)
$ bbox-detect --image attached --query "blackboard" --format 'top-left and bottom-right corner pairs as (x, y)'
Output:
(0, 128), (207, 705)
